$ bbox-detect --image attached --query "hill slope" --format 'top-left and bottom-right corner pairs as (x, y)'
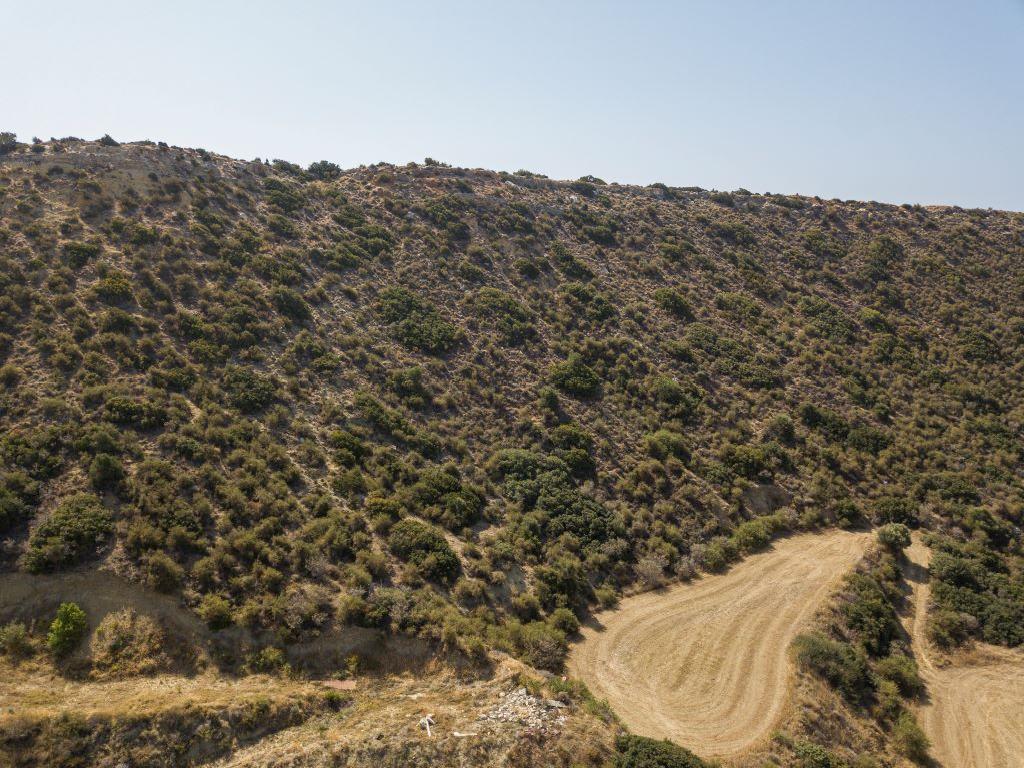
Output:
(0, 135), (1022, 683)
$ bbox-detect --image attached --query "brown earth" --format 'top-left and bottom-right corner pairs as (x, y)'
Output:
(902, 538), (1024, 768)
(567, 529), (870, 760)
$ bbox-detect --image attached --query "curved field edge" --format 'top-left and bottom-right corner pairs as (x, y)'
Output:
(903, 538), (1024, 768)
(567, 529), (870, 759)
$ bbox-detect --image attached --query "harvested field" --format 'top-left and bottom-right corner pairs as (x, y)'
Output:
(903, 538), (1024, 768)
(567, 529), (869, 759)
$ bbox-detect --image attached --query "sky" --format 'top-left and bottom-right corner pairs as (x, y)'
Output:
(4, 1), (1023, 210)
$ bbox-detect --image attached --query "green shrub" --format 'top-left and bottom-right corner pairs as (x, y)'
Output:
(470, 287), (535, 344)
(644, 430), (690, 462)
(104, 395), (168, 430)
(732, 518), (771, 552)
(550, 355), (600, 397)
(26, 494), (113, 572)
(614, 734), (707, 768)
(198, 594), (234, 630)
(0, 473), (37, 532)
(146, 551), (184, 593)
(272, 286), (311, 324)
(791, 740), (842, 768)
(0, 621), (33, 658)
(548, 607), (580, 635)
(871, 497), (918, 526)
(62, 241), (101, 268)
(841, 571), (899, 656)
(47, 602), (88, 656)
(876, 523), (910, 551)
(875, 653), (923, 697)
(387, 518), (460, 583)
(88, 453), (125, 491)
(892, 712), (930, 763)
(92, 271), (134, 304)
(223, 366), (277, 413)
(307, 160), (341, 180)
(377, 286), (459, 355)
(793, 633), (872, 701)
(653, 288), (694, 320)
(926, 609), (975, 648)
(247, 646), (290, 674)
(650, 376), (702, 421)
(514, 620), (568, 671)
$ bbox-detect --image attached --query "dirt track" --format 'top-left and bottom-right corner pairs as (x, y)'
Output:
(567, 529), (869, 759)
(903, 538), (1024, 768)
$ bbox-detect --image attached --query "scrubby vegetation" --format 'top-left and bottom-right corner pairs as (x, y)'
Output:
(788, 535), (931, 764)
(0, 136), (1021, 684)
(614, 734), (708, 768)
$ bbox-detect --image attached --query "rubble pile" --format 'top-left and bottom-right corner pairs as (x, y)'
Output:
(478, 687), (569, 732)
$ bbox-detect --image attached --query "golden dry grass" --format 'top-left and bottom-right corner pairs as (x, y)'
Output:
(903, 538), (1024, 768)
(567, 529), (870, 759)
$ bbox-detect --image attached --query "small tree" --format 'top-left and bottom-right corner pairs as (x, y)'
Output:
(877, 523), (911, 551)
(47, 602), (88, 656)
(88, 453), (125, 491)
(0, 131), (17, 154)
(307, 160), (341, 180)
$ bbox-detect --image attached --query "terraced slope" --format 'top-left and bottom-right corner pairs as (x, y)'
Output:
(567, 530), (869, 759)
(904, 539), (1024, 768)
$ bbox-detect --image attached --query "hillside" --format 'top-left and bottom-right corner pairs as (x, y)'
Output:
(1, 134), (1023, 764)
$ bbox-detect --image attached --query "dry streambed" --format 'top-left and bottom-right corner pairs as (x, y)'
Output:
(567, 529), (870, 759)
(903, 538), (1024, 768)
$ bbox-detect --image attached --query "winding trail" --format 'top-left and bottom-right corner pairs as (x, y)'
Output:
(567, 529), (869, 759)
(902, 538), (1024, 768)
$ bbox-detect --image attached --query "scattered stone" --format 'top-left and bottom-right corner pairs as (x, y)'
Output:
(477, 686), (569, 732)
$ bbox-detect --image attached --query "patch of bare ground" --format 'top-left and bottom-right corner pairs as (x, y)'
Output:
(567, 529), (870, 760)
(902, 537), (1024, 768)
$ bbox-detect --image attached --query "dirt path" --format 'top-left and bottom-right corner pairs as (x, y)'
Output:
(567, 529), (869, 759)
(0, 668), (319, 721)
(0, 570), (208, 640)
(902, 538), (1024, 768)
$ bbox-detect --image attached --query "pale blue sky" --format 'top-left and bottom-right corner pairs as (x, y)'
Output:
(5, 1), (1023, 209)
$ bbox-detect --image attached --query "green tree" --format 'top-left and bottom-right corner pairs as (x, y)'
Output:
(47, 602), (88, 656)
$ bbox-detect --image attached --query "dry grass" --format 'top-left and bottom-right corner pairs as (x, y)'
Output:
(568, 530), (869, 759)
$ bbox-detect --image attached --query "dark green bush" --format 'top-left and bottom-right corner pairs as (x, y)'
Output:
(223, 366), (277, 413)
(614, 734), (707, 768)
(653, 288), (694, 320)
(62, 241), (101, 268)
(871, 496), (918, 526)
(469, 287), (535, 344)
(26, 494), (113, 572)
(103, 395), (168, 430)
(550, 355), (600, 397)
(388, 518), (460, 583)
(307, 160), (341, 180)
(88, 453), (125, 491)
(377, 286), (460, 355)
